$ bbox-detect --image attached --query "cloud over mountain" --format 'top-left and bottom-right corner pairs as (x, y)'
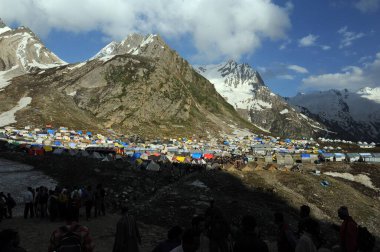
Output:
(0, 0), (291, 62)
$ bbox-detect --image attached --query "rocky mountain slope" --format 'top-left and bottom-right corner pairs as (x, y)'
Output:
(0, 23), (257, 137)
(196, 61), (327, 138)
(287, 88), (380, 142)
(0, 19), (66, 91)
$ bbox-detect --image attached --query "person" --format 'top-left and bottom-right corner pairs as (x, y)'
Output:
(191, 216), (210, 252)
(297, 205), (311, 237)
(205, 200), (229, 252)
(113, 206), (141, 252)
(83, 186), (94, 221)
(6, 193), (16, 219)
(0, 229), (27, 252)
(48, 209), (94, 252)
(152, 226), (183, 252)
(94, 184), (105, 217)
(0, 192), (7, 221)
(274, 212), (296, 252)
(23, 187), (34, 219)
(233, 215), (268, 252)
(170, 229), (200, 252)
(48, 190), (59, 222)
(338, 206), (358, 252)
(295, 218), (320, 252)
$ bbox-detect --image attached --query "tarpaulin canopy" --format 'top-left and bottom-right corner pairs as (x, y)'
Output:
(191, 153), (202, 159)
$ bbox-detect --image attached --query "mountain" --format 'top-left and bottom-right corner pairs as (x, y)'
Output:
(196, 61), (327, 138)
(0, 19), (66, 91)
(287, 88), (380, 142)
(0, 23), (257, 137)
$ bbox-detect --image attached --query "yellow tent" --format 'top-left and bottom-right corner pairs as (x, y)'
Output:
(43, 145), (53, 152)
(176, 156), (186, 163)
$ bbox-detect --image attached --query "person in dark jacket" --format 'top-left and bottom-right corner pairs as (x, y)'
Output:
(5, 193), (16, 219)
(338, 206), (358, 252)
(113, 206), (141, 252)
(274, 212), (296, 252)
(233, 215), (268, 252)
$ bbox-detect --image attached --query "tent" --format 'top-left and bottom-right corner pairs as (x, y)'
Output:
(191, 153), (202, 159)
(203, 153), (214, 159)
(91, 152), (103, 159)
(43, 145), (53, 152)
(79, 150), (90, 157)
(53, 148), (64, 155)
(147, 161), (160, 171)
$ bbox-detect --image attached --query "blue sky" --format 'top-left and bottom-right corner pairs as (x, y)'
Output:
(1, 0), (380, 96)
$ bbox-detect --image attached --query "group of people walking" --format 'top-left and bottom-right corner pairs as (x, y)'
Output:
(0, 192), (16, 221)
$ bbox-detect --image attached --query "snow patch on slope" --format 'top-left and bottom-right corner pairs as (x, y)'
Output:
(357, 87), (380, 104)
(0, 97), (32, 127)
(280, 109), (289, 114)
(0, 65), (19, 89)
(0, 26), (11, 35)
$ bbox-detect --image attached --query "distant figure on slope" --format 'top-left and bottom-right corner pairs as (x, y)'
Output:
(48, 210), (94, 252)
(338, 206), (358, 252)
(0, 229), (27, 252)
(274, 212), (296, 252)
(152, 226), (183, 252)
(233, 215), (268, 252)
(113, 206), (141, 252)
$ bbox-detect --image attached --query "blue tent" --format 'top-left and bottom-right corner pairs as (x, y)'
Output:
(77, 130), (83, 135)
(132, 152), (142, 159)
(285, 139), (291, 143)
(191, 153), (202, 159)
(47, 129), (55, 135)
(86, 132), (92, 136)
(54, 141), (62, 146)
(301, 153), (311, 158)
(223, 141), (230, 145)
(69, 143), (76, 148)
(254, 137), (262, 141)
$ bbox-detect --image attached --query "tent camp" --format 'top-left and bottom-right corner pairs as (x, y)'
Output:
(346, 153), (360, 162)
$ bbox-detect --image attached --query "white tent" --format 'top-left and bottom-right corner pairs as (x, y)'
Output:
(53, 148), (64, 155)
(91, 152), (103, 159)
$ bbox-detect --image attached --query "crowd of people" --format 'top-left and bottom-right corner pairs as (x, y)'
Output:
(0, 197), (375, 252)
(0, 192), (16, 221)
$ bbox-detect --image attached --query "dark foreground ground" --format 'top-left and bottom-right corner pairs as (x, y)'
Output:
(1, 152), (380, 252)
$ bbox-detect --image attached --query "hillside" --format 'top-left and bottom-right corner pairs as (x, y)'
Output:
(0, 23), (259, 137)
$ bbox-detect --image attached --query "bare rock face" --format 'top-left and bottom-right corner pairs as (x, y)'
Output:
(0, 27), (256, 137)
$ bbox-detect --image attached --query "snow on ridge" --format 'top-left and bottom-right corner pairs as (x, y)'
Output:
(357, 87), (380, 104)
(0, 26), (11, 35)
(140, 34), (156, 47)
(280, 109), (289, 114)
(0, 65), (20, 89)
(28, 60), (62, 69)
(68, 62), (86, 70)
(0, 97), (32, 127)
(98, 55), (115, 62)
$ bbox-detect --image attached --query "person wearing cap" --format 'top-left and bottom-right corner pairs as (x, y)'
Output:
(338, 206), (358, 252)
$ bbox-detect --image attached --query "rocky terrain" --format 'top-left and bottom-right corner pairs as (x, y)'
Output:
(196, 61), (328, 139)
(1, 152), (380, 252)
(0, 22), (258, 137)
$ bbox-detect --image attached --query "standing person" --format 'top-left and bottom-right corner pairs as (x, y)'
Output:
(0, 192), (7, 221)
(39, 187), (49, 218)
(191, 216), (210, 252)
(205, 201), (229, 252)
(23, 187), (34, 219)
(48, 190), (59, 222)
(6, 193), (16, 219)
(338, 206), (358, 252)
(233, 215), (268, 252)
(295, 218), (319, 252)
(48, 210), (94, 252)
(169, 229), (200, 252)
(113, 206), (141, 252)
(297, 205), (311, 237)
(83, 186), (94, 221)
(274, 212), (296, 252)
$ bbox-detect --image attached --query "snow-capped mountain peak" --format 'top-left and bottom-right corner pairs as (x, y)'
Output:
(196, 60), (327, 138)
(356, 87), (380, 103)
(91, 33), (165, 60)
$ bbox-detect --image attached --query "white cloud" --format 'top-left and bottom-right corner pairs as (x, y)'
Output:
(355, 0), (380, 13)
(0, 0), (291, 63)
(338, 26), (365, 48)
(321, 45), (331, 50)
(279, 39), (291, 50)
(302, 52), (380, 90)
(288, 64), (308, 74)
(298, 34), (318, 47)
(278, 74), (294, 80)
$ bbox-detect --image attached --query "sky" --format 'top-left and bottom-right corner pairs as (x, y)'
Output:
(1, 0), (380, 97)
